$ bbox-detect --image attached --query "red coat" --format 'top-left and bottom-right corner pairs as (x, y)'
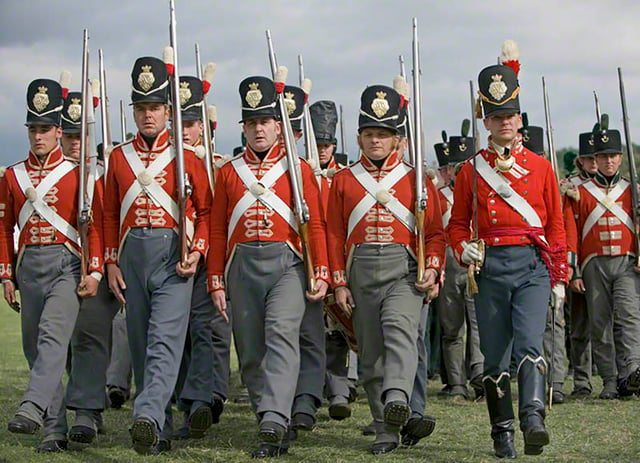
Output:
(103, 128), (211, 264)
(326, 151), (445, 289)
(206, 143), (329, 292)
(447, 139), (567, 285)
(319, 157), (343, 221)
(564, 173), (635, 272)
(0, 146), (103, 279)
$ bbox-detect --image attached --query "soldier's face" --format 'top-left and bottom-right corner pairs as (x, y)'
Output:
(579, 156), (598, 174)
(358, 128), (398, 161)
(595, 153), (622, 176)
(317, 143), (335, 166)
(61, 133), (81, 161)
(28, 125), (61, 157)
(483, 113), (522, 147)
(133, 103), (169, 138)
(182, 119), (203, 146)
(242, 117), (281, 152)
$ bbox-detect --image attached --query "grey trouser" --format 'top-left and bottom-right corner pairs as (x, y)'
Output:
(349, 244), (423, 423)
(18, 245), (81, 419)
(475, 246), (550, 376)
(543, 301), (568, 386)
(582, 255), (640, 380)
(292, 298), (326, 417)
(568, 291), (592, 391)
(437, 246), (483, 385)
(409, 302), (429, 417)
(226, 241), (306, 426)
(120, 228), (193, 435)
(324, 329), (350, 400)
(106, 308), (132, 392)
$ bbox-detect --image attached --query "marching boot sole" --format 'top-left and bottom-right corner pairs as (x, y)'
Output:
(383, 402), (411, 429)
(189, 406), (213, 439)
(130, 419), (158, 455)
(524, 427), (549, 455)
(69, 425), (96, 444)
(401, 415), (436, 446)
(328, 403), (352, 420)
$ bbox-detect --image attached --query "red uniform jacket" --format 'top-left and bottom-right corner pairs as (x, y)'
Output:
(564, 172), (635, 273)
(206, 143), (329, 292)
(103, 128), (211, 264)
(0, 146), (103, 279)
(447, 138), (567, 285)
(326, 151), (445, 289)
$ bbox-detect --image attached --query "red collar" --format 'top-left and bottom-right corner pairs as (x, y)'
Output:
(133, 128), (171, 153)
(359, 150), (402, 172)
(27, 145), (64, 170)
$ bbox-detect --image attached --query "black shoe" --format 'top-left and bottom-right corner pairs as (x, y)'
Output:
(286, 426), (297, 441)
(624, 367), (640, 392)
(8, 414), (40, 434)
(383, 401), (410, 430)
(370, 441), (398, 455)
(172, 424), (190, 440)
(130, 417), (159, 455)
(570, 386), (591, 398)
(551, 390), (565, 405)
(493, 431), (516, 459)
(291, 413), (315, 431)
(210, 398), (224, 424)
(153, 439), (172, 454)
(189, 404), (213, 439)
(328, 396), (351, 420)
(251, 443), (288, 458)
(618, 378), (635, 398)
(599, 381), (619, 400)
(37, 439), (68, 453)
(523, 415), (549, 456)
(108, 386), (127, 409)
(400, 415), (436, 446)
(259, 421), (286, 444)
(436, 385), (452, 398)
(361, 420), (378, 436)
(470, 375), (485, 399)
(69, 424), (97, 444)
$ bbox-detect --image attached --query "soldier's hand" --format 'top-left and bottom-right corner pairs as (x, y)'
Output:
(176, 251), (201, 279)
(569, 278), (585, 294)
(461, 241), (483, 265)
(211, 290), (229, 323)
(3, 280), (19, 312)
(634, 266), (640, 274)
(334, 286), (354, 318)
(107, 263), (127, 305)
(306, 280), (328, 302)
(415, 268), (438, 297)
(551, 282), (566, 311)
(77, 275), (99, 298)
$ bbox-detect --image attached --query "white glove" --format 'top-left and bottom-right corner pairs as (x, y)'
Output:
(461, 241), (483, 265)
(551, 283), (566, 311)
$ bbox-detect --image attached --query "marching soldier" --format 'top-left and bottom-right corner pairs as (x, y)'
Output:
(447, 41), (567, 458)
(40, 89), (120, 450)
(172, 75), (231, 439)
(434, 127), (484, 401)
(282, 85), (328, 436)
(309, 100), (353, 421)
(564, 120), (640, 398)
(1, 78), (103, 451)
(562, 133), (601, 398)
(207, 76), (329, 458)
(103, 56), (211, 454)
(327, 85), (445, 454)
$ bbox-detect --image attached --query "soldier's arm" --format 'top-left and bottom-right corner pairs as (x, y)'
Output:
(326, 171), (348, 290)
(206, 164), (229, 294)
(187, 151), (212, 258)
(446, 162), (474, 264)
(301, 161), (329, 291)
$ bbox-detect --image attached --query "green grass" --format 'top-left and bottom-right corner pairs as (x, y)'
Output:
(0, 302), (639, 462)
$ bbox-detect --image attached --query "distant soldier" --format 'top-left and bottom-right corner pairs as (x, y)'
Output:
(207, 76), (329, 458)
(103, 56), (211, 454)
(564, 119), (640, 398)
(1, 78), (103, 452)
(434, 126), (484, 401)
(447, 41), (567, 458)
(327, 85), (445, 455)
(172, 74), (231, 439)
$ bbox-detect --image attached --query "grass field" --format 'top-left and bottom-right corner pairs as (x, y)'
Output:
(0, 303), (639, 463)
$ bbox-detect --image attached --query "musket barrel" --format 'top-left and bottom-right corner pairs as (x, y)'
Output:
(195, 43), (215, 193)
(298, 55), (322, 182)
(542, 76), (560, 184)
(78, 29), (90, 280)
(98, 49), (112, 161)
(339, 104), (347, 157)
(119, 99), (127, 141)
(399, 54), (415, 166)
(594, 90), (602, 125)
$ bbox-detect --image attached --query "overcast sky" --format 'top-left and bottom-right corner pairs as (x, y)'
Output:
(2, 0), (640, 166)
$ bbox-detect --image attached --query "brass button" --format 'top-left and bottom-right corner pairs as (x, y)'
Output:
(522, 159), (528, 164)
(491, 210), (497, 216)
(489, 199), (496, 205)
(491, 218), (498, 224)
(494, 238), (500, 243)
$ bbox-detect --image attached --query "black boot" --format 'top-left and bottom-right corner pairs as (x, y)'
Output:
(484, 375), (517, 459)
(518, 357), (550, 456)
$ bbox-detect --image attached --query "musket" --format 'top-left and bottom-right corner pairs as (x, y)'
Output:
(411, 18), (427, 284)
(594, 90), (602, 125)
(208, 105), (217, 155)
(266, 29), (316, 293)
(466, 80), (483, 296)
(542, 77), (560, 184)
(195, 43), (216, 193)
(78, 29), (91, 282)
(119, 99), (127, 142)
(618, 67), (640, 267)
(98, 49), (112, 168)
(298, 54), (322, 185)
(339, 104), (348, 159)
(167, 0), (191, 267)
(399, 54), (416, 166)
